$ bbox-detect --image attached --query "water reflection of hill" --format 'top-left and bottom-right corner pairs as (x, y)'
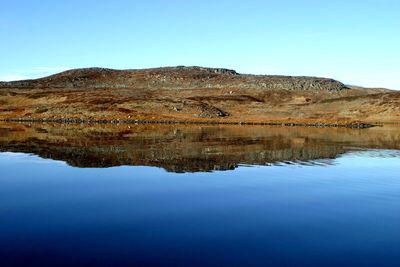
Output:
(0, 123), (399, 173)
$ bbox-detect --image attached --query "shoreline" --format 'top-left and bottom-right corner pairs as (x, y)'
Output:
(0, 118), (377, 129)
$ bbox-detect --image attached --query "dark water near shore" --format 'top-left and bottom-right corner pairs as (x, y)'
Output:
(0, 123), (399, 266)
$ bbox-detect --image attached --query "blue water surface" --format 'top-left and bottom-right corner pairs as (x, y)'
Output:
(0, 151), (399, 267)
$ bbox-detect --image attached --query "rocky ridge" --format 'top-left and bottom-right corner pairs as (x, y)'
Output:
(0, 66), (348, 92)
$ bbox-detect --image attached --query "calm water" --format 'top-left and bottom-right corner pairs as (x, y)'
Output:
(0, 123), (399, 267)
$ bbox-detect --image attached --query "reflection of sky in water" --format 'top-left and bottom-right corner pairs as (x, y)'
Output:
(0, 151), (399, 267)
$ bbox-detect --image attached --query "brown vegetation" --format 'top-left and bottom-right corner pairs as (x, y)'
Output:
(0, 66), (399, 125)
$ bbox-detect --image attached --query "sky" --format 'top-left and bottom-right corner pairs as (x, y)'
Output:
(0, 0), (399, 89)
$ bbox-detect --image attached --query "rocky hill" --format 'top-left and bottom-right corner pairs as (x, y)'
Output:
(0, 66), (399, 125)
(0, 67), (348, 91)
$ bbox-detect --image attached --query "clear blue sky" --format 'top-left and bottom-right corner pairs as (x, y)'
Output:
(1, 0), (399, 89)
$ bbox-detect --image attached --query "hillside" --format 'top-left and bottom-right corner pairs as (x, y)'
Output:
(0, 67), (348, 91)
(0, 66), (399, 125)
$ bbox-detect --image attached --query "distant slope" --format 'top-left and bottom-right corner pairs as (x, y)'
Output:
(347, 85), (394, 94)
(0, 66), (399, 125)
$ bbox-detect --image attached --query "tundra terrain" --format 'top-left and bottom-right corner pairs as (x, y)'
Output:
(0, 67), (399, 125)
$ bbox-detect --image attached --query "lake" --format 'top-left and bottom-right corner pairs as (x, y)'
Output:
(0, 122), (399, 267)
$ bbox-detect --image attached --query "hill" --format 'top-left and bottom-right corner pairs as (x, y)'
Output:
(0, 66), (399, 126)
